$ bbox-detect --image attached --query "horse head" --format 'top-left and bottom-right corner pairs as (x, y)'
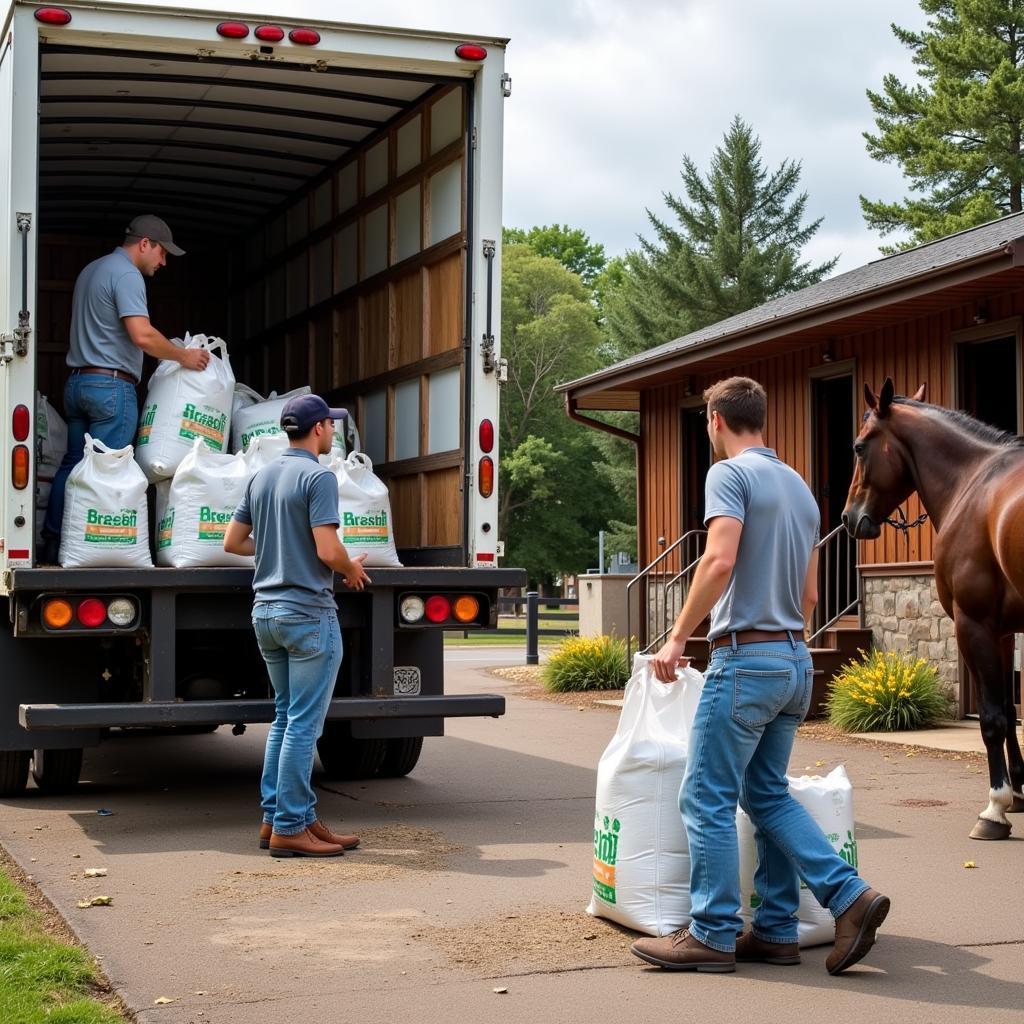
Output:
(841, 377), (927, 539)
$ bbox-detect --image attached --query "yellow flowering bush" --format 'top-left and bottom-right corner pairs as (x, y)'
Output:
(826, 648), (954, 732)
(543, 635), (629, 693)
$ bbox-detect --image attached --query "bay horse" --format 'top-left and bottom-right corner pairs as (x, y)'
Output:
(842, 377), (1024, 840)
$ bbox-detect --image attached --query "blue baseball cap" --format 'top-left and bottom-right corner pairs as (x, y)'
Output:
(280, 394), (348, 434)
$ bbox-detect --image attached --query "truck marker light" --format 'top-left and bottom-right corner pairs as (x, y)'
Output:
(400, 595), (425, 623)
(34, 7), (72, 25)
(43, 599), (73, 629)
(12, 405), (30, 442)
(77, 598), (107, 628)
(107, 598), (136, 627)
(424, 595), (451, 623)
(289, 28), (321, 45)
(478, 456), (494, 498)
(255, 25), (285, 42)
(216, 21), (250, 39)
(479, 419), (494, 454)
(455, 44), (487, 61)
(453, 595), (479, 623)
(12, 446), (29, 489)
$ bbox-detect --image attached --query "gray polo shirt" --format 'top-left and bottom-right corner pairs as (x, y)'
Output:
(233, 448), (340, 611)
(67, 247), (150, 380)
(704, 447), (820, 640)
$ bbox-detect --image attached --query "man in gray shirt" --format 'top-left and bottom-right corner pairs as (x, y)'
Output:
(41, 214), (209, 562)
(631, 376), (889, 976)
(225, 394), (371, 858)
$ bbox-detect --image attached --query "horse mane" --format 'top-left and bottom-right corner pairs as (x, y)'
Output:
(893, 398), (1024, 449)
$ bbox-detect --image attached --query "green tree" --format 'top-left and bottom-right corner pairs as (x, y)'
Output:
(502, 224), (607, 287)
(862, 0), (1024, 249)
(603, 116), (837, 357)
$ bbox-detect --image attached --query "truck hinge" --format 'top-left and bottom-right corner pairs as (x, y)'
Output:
(481, 239), (496, 373)
(0, 332), (14, 364)
(500, 73), (512, 98)
(471, 126), (478, 150)
(14, 213), (32, 357)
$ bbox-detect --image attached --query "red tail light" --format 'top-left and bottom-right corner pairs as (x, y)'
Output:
(12, 404), (30, 442)
(77, 598), (107, 628)
(478, 456), (494, 498)
(424, 595), (451, 623)
(216, 21), (250, 39)
(12, 446), (29, 489)
(289, 28), (321, 45)
(455, 44), (487, 61)
(34, 7), (72, 25)
(255, 25), (285, 42)
(479, 419), (494, 454)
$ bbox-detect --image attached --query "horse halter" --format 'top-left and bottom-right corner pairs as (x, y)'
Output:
(884, 506), (929, 533)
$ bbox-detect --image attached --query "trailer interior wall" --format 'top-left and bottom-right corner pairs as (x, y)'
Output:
(35, 40), (472, 563)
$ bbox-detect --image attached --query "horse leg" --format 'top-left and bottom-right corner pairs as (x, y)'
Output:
(956, 615), (1014, 840)
(1004, 694), (1024, 813)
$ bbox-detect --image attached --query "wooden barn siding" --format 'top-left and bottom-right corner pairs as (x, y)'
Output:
(639, 285), (1024, 568)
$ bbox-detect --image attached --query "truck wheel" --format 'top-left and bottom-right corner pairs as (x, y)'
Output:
(0, 751), (30, 797)
(316, 723), (386, 780)
(378, 737), (424, 778)
(31, 748), (83, 794)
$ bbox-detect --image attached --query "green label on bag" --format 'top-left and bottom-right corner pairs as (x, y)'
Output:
(137, 404), (157, 446)
(197, 505), (231, 541)
(592, 813), (621, 904)
(85, 508), (138, 545)
(341, 510), (389, 545)
(241, 424), (281, 449)
(157, 509), (174, 550)
(179, 404), (226, 449)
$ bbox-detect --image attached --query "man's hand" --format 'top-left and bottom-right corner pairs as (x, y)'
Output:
(341, 553), (371, 591)
(651, 637), (690, 683)
(179, 347), (210, 371)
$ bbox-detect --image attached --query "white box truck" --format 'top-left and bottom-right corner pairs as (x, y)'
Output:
(0, 0), (521, 795)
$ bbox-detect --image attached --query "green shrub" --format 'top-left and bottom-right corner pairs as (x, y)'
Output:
(543, 635), (629, 692)
(826, 648), (954, 732)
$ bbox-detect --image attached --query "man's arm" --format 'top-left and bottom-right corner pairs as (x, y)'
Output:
(122, 316), (209, 370)
(312, 525), (371, 591)
(223, 518), (256, 558)
(650, 515), (743, 683)
(802, 547), (819, 639)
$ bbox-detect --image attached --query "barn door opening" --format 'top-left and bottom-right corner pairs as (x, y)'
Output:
(680, 405), (712, 535)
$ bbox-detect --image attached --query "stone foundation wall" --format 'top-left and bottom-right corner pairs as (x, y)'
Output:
(862, 573), (959, 693)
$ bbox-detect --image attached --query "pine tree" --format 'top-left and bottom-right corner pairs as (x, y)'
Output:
(603, 116), (836, 356)
(862, 0), (1024, 250)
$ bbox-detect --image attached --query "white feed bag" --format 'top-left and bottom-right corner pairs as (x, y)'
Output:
(322, 451), (402, 567)
(36, 393), (68, 509)
(738, 764), (857, 948)
(243, 432), (289, 474)
(135, 333), (235, 483)
(232, 383), (264, 424)
(586, 655), (704, 936)
(59, 434), (151, 568)
(156, 439), (253, 568)
(230, 385), (310, 453)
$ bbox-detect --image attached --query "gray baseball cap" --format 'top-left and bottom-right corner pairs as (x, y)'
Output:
(125, 214), (185, 256)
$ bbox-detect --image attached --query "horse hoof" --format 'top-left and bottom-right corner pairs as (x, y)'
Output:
(1009, 795), (1024, 813)
(969, 817), (1012, 840)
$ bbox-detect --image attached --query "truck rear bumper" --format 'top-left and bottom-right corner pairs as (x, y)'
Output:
(19, 694), (505, 731)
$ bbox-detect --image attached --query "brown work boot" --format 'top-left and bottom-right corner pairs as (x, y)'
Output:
(631, 928), (736, 972)
(268, 828), (345, 858)
(735, 931), (801, 965)
(259, 822), (272, 850)
(825, 888), (890, 975)
(308, 818), (360, 850)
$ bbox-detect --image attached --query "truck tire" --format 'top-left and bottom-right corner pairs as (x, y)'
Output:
(31, 748), (84, 794)
(0, 751), (30, 797)
(316, 723), (386, 780)
(378, 736), (424, 778)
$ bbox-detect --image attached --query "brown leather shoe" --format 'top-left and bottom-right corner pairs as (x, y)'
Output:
(259, 822), (272, 850)
(826, 888), (890, 975)
(735, 931), (801, 965)
(268, 828), (345, 858)
(308, 818), (360, 850)
(631, 928), (736, 972)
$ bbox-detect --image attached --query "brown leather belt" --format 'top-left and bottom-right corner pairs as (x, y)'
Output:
(710, 630), (792, 651)
(71, 366), (139, 386)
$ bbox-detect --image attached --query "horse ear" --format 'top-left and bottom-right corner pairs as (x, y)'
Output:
(912, 382), (927, 402)
(878, 377), (895, 415)
(863, 382), (878, 410)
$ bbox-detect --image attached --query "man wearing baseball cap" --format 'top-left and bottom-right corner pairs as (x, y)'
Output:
(224, 394), (371, 857)
(41, 214), (209, 563)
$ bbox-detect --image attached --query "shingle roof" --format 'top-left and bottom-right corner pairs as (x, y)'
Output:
(560, 211), (1024, 393)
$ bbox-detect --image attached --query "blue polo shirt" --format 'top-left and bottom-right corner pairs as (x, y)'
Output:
(67, 247), (150, 380)
(233, 449), (340, 610)
(703, 447), (820, 640)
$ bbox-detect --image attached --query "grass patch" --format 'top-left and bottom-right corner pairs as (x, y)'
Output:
(542, 635), (629, 692)
(826, 648), (955, 732)
(0, 860), (126, 1024)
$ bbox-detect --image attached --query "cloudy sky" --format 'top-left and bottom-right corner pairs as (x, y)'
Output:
(132, 0), (928, 276)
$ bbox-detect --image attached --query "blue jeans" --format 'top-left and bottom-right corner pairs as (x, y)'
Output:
(682, 638), (869, 952)
(43, 373), (139, 540)
(252, 603), (343, 836)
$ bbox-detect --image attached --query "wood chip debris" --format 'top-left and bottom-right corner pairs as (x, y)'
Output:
(84, 868), (107, 878)
(76, 895), (113, 908)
